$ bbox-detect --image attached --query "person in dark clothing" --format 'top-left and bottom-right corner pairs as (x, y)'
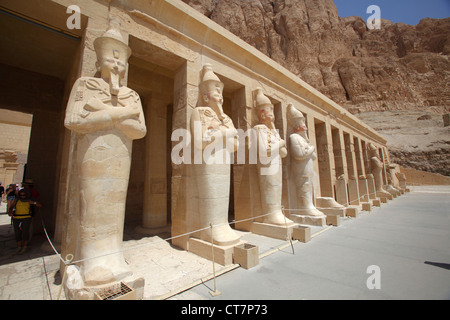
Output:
(0, 182), (4, 202)
(6, 184), (18, 214)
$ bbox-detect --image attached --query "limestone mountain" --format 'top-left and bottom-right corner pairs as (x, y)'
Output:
(182, 0), (450, 176)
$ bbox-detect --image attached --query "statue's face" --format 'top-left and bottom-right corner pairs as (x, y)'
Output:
(258, 105), (274, 123)
(204, 82), (224, 108)
(97, 51), (127, 95)
(293, 117), (307, 132)
(98, 56), (126, 81)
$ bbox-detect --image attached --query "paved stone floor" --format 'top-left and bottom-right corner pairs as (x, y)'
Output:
(172, 185), (450, 300)
(0, 200), (325, 300)
(0, 185), (448, 300)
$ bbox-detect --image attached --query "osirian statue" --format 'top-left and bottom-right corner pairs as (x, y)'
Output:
(367, 143), (392, 198)
(253, 88), (293, 226)
(287, 104), (325, 217)
(64, 21), (146, 286)
(189, 64), (240, 246)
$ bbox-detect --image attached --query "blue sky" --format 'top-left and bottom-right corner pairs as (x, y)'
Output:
(334, 0), (450, 25)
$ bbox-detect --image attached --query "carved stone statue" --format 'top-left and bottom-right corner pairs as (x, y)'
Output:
(386, 166), (402, 196)
(367, 143), (391, 198)
(253, 88), (293, 226)
(287, 104), (325, 217)
(64, 22), (146, 286)
(396, 172), (407, 190)
(189, 64), (240, 246)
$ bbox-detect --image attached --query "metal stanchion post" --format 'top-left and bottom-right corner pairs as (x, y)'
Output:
(209, 224), (221, 297)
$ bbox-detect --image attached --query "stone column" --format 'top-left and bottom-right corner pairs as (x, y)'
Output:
(233, 86), (254, 232)
(306, 115), (320, 200)
(331, 127), (346, 179)
(358, 175), (370, 202)
(170, 61), (198, 250)
(381, 147), (390, 187)
(344, 132), (360, 205)
(335, 176), (349, 206)
(332, 127), (349, 206)
(354, 137), (367, 198)
(348, 176), (360, 206)
(314, 121), (334, 198)
(139, 95), (169, 232)
(366, 174), (377, 199)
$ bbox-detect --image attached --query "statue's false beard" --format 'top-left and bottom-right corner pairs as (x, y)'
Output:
(109, 72), (120, 96)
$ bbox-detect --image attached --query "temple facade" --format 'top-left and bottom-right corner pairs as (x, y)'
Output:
(0, 0), (404, 299)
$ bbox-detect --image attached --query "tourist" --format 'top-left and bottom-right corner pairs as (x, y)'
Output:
(21, 179), (40, 201)
(0, 182), (4, 203)
(21, 179), (41, 245)
(6, 184), (18, 214)
(8, 189), (42, 255)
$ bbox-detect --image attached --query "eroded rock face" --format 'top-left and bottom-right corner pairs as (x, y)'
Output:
(182, 0), (450, 175)
(183, 0), (449, 113)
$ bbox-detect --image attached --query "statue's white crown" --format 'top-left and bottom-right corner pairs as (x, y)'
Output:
(287, 103), (304, 125)
(254, 87), (272, 109)
(94, 20), (131, 62)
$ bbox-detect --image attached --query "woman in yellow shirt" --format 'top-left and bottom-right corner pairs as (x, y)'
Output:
(8, 189), (42, 255)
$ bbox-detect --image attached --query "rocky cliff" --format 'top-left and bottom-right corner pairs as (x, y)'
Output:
(183, 0), (450, 176)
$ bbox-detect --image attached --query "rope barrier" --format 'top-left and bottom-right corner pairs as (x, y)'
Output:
(40, 194), (378, 269)
(37, 201), (372, 300)
(40, 209), (287, 267)
(40, 214), (65, 265)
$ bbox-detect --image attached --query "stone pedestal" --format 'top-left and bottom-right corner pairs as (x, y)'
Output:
(345, 206), (359, 217)
(379, 197), (388, 203)
(386, 185), (400, 198)
(289, 212), (326, 226)
(326, 213), (340, 226)
(377, 191), (392, 200)
(188, 238), (245, 266)
(233, 243), (259, 269)
(316, 196), (346, 217)
(361, 202), (372, 211)
(318, 207), (346, 217)
(251, 222), (294, 240)
(291, 225), (311, 243)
